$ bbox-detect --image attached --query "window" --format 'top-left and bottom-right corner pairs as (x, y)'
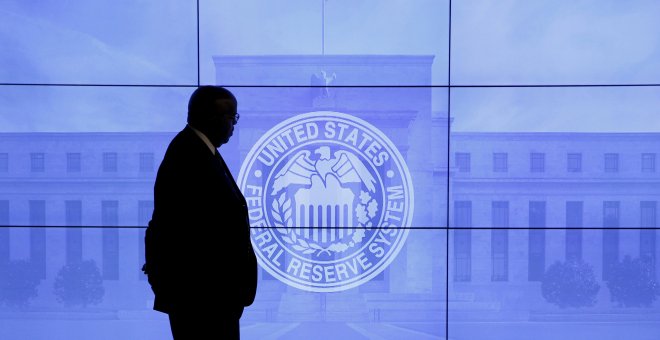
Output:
(641, 201), (657, 228)
(604, 153), (619, 173)
(603, 201), (620, 228)
(602, 201), (620, 280)
(567, 153), (582, 172)
(491, 201), (509, 281)
(455, 152), (470, 173)
(642, 153), (656, 173)
(102, 200), (119, 280)
(493, 152), (508, 172)
(139, 152), (155, 173)
(65, 200), (83, 264)
(566, 201), (583, 261)
(67, 153), (81, 173)
(138, 200), (153, 226)
(138, 200), (154, 280)
(492, 201), (509, 228)
(454, 201), (472, 282)
(0, 153), (8, 172)
(103, 152), (118, 172)
(102, 200), (119, 226)
(530, 152), (545, 172)
(529, 201), (546, 228)
(528, 201), (546, 281)
(492, 230), (508, 281)
(29, 200), (46, 279)
(641, 201), (657, 276)
(30, 152), (45, 172)
(0, 200), (9, 263)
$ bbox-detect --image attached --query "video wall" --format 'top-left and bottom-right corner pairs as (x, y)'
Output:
(1, 1), (659, 339)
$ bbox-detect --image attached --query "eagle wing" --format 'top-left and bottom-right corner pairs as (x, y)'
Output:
(332, 150), (376, 192)
(271, 150), (316, 195)
(311, 73), (324, 87)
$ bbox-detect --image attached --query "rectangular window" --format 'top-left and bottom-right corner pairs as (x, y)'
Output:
(102, 200), (119, 280)
(493, 152), (508, 172)
(528, 201), (546, 281)
(530, 152), (545, 172)
(29, 200), (46, 278)
(604, 201), (620, 228)
(455, 201), (472, 229)
(492, 230), (508, 281)
(30, 152), (45, 172)
(491, 201), (509, 281)
(603, 201), (620, 280)
(138, 201), (153, 227)
(567, 153), (582, 173)
(641, 201), (657, 228)
(103, 152), (118, 172)
(604, 153), (619, 173)
(455, 152), (470, 173)
(492, 201), (509, 228)
(0, 153), (8, 172)
(454, 201), (472, 282)
(566, 201), (583, 261)
(530, 201), (546, 228)
(65, 200), (83, 264)
(66, 153), (81, 173)
(139, 152), (155, 173)
(641, 201), (657, 276)
(0, 200), (9, 263)
(642, 153), (656, 173)
(138, 200), (154, 280)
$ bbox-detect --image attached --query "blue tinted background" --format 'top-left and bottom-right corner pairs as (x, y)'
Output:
(1, 0), (659, 339)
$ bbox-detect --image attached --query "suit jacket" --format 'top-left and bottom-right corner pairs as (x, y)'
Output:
(145, 125), (257, 315)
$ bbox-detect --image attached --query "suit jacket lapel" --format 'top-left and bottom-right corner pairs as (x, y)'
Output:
(215, 150), (246, 206)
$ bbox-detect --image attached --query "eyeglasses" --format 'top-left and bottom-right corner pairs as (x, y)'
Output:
(226, 112), (240, 124)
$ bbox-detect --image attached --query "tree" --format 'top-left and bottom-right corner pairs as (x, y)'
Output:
(0, 260), (41, 308)
(541, 260), (600, 308)
(53, 260), (104, 308)
(606, 255), (660, 307)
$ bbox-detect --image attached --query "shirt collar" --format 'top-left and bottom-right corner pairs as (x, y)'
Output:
(188, 124), (216, 155)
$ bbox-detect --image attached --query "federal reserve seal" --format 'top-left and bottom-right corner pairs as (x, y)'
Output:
(238, 111), (414, 292)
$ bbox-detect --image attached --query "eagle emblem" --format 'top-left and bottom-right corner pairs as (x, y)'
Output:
(238, 111), (414, 292)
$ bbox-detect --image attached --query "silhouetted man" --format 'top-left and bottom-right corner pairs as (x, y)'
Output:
(144, 86), (257, 339)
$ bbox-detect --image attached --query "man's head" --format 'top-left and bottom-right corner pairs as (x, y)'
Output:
(187, 86), (238, 147)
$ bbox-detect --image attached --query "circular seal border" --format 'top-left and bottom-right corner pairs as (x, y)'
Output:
(238, 111), (414, 292)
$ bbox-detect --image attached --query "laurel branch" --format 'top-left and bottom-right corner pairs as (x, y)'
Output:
(271, 191), (377, 257)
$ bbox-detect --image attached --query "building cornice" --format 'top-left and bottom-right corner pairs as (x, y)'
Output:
(213, 54), (436, 66)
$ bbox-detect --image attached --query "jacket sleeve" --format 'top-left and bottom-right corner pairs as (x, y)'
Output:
(144, 219), (171, 294)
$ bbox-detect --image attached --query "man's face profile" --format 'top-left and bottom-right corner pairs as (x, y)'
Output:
(206, 98), (237, 147)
